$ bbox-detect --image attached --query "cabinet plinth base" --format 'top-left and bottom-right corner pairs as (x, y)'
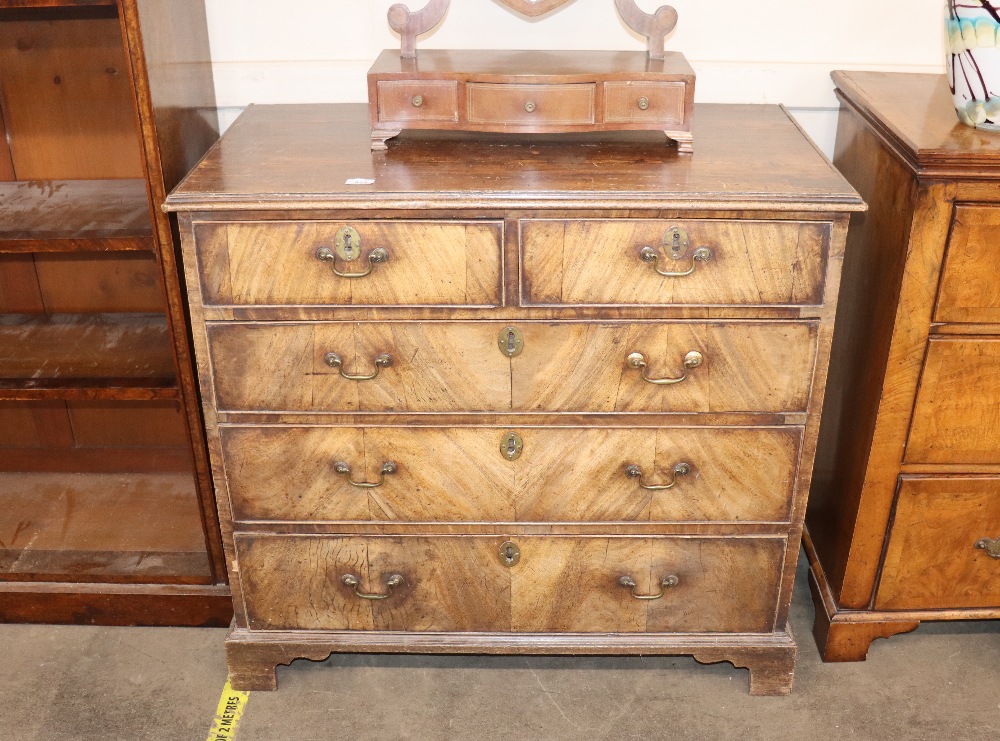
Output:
(225, 626), (797, 695)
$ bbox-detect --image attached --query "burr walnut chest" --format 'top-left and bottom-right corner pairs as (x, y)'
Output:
(165, 103), (862, 693)
(806, 72), (1000, 661)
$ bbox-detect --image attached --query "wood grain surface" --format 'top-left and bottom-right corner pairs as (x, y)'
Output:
(207, 320), (817, 414)
(935, 205), (1000, 324)
(235, 534), (784, 633)
(220, 425), (799, 524)
(907, 337), (1000, 465)
(521, 218), (829, 306)
(196, 220), (502, 307)
(875, 477), (1000, 610)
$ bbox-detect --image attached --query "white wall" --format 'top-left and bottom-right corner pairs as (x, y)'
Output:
(204, 0), (947, 156)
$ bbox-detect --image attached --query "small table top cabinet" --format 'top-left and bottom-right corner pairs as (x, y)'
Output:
(165, 103), (862, 693)
(806, 71), (1000, 661)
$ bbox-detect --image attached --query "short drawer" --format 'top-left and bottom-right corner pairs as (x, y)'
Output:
(935, 205), (1000, 324)
(376, 80), (459, 123)
(467, 83), (596, 127)
(906, 337), (1000, 465)
(207, 320), (818, 414)
(193, 219), (502, 307)
(520, 219), (830, 306)
(603, 81), (686, 126)
(221, 425), (800, 524)
(236, 534), (786, 633)
(875, 477), (1000, 610)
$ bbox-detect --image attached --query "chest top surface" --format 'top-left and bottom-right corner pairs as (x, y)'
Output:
(165, 103), (862, 212)
(833, 71), (1000, 176)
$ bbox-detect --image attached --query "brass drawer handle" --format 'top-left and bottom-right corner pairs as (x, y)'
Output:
(411, 94), (424, 107)
(626, 350), (703, 385)
(524, 100), (536, 113)
(334, 460), (397, 488)
(341, 573), (404, 600)
(639, 245), (713, 277)
(637, 96), (650, 110)
(618, 574), (679, 600)
(316, 245), (390, 279)
(974, 537), (1000, 559)
(624, 461), (691, 490)
(324, 352), (393, 381)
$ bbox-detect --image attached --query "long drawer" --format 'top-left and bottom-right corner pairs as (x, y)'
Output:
(520, 219), (830, 306)
(193, 219), (503, 307)
(221, 425), (801, 523)
(207, 320), (818, 413)
(235, 534), (786, 633)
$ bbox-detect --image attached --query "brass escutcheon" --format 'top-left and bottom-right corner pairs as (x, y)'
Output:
(334, 226), (362, 261)
(618, 574), (680, 600)
(499, 541), (521, 567)
(498, 326), (524, 357)
(501, 431), (523, 461)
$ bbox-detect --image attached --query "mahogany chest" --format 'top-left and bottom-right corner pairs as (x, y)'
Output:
(165, 103), (862, 693)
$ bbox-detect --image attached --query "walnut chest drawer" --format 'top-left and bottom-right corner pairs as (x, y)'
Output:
(165, 102), (862, 694)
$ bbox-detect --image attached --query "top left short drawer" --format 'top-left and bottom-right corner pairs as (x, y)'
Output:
(193, 220), (504, 307)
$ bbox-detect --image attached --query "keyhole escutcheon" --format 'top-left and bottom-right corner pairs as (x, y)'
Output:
(499, 541), (521, 567)
(498, 326), (524, 357)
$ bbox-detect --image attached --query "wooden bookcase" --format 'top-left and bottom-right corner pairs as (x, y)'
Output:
(0, 0), (231, 625)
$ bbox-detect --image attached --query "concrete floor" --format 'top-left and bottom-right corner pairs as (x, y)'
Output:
(2, 557), (998, 741)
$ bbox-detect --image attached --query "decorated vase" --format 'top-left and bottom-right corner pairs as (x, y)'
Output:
(947, 0), (1000, 129)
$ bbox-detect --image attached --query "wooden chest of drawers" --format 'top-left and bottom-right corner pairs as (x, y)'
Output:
(806, 72), (1000, 660)
(165, 103), (862, 694)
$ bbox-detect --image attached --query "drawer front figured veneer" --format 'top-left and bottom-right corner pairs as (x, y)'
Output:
(235, 534), (786, 633)
(221, 425), (801, 524)
(467, 83), (596, 127)
(207, 320), (818, 413)
(194, 220), (503, 307)
(875, 477), (1000, 610)
(520, 219), (830, 306)
(935, 205), (1000, 324)
(906, 337), (1000, 465)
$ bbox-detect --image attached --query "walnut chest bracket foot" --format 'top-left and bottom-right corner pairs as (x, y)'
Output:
(225, 628), (797, 695)
(807, 565), (920, 663)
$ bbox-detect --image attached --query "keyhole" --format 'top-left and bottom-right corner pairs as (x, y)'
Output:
(671, 231), (681, 256)
(505, 546), (515, 563)
(506, 438), (516, 458)
(343, 232), (355, 259)
(507, 330), (516, 354)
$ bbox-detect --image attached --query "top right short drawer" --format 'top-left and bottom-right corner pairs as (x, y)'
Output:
(519, 219), (830, 306)
(935, 205), (1000, 324)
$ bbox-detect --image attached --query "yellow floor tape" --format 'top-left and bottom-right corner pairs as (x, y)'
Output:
(205, 678), (249, 741)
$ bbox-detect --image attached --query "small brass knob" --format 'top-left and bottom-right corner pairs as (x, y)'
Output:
(411, 95), (424, 107)
(524, 100), (536, 113)
(637, 96), (650, 110)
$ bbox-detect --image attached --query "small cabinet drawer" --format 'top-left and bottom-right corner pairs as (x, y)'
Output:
(206, 320), (818, 414)
(193, 219), (502, 307)
(935, 205), (1000, 324)
(906, 337), (1000, 465)
(520, 219), (830, 306)
(221, 425), (800, 524)
(376, 80), (459, 123)
(603, 81), (686, 125)
(876, 477), (1000, 610)
(236, 534), (786, 633)
(467, 83), (596, 127)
